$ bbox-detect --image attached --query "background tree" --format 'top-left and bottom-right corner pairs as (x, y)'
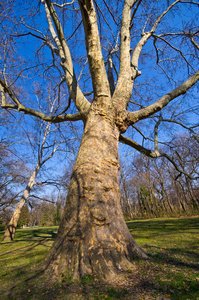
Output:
(0, 143), (27, 210)
(119, 163), (134, 220)
(29, 198), (65, 227)
(0, 0), (198, 281)
(125, 133), (198, 218)
(3, 118), (63, 240)
(2, 88), (78, 240)
(0, 130), (30, 230)
(17, 204), (30, 228)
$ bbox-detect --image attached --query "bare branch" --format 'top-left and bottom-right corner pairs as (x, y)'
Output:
(154, 115), (162, 153)
(102, 0), (119, 26)
(190, 36), (199, 50)
(0, 84), (6, 107)
(115, 0), (181, 107)
(77, 58), (88, 83)
(53, 1), (75, 8)
(40, 140), (65, 166)
(161, 119), (199, 132)
(78, 0), (110, 98)
(113, 0), (138, 107)
(128, 71), (199, 124)
(152, 31), (199, 51)
(153, 37), (176, 83)
(0, 78), (83, 123)
(130, 0), (142, 28)
(29, 194), (56, 203)
(94, 0), (116, 42)
(152, 34), (195, 72)
(120, 0), (137, 73)
(11, 32), (45, 41)
(178, 0), (199, 4)
(43, 0), (90, 114)
(66, 21), (82, 41)
(150, 1), (181, 33)
(43, 1), (65, 59)
(119, 134), (196, 179)
(131, 0), (184, 79)
(120, 134), (158, 158)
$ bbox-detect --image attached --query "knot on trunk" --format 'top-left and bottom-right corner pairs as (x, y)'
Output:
(115, 110), (130, 133)
(90, 203), (107, 224)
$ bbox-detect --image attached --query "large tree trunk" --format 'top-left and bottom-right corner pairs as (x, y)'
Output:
(44, 100), (147, 281)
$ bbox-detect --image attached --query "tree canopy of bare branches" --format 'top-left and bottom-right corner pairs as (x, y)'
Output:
(0, 0), (198, 281)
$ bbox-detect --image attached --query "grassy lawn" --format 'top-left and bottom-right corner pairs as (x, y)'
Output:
(127, 217), (199, 299)
(0, 217), (198, 299)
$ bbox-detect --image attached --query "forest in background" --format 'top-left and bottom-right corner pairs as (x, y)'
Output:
(0, 0), (198, 232)
(1, 129), (198, 231)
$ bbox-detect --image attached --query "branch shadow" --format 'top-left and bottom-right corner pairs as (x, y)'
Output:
(144, 245), (199, 271)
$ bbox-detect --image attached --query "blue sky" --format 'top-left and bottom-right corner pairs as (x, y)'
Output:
(0, 0), (198, 204)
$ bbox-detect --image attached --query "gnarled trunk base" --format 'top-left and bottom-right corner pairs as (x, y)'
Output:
(44, 206), (147, 281)
(43, 192), (147, 281)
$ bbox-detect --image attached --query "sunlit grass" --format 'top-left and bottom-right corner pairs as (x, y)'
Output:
(127, 216), (199, 299)
(0, 218), (198, 299)
(0, 227), (58, 299)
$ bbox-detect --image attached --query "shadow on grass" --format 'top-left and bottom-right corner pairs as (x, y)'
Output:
(147, 247), (199, 270)
(127, 217), (199, 235)
(0, 238), (53, 261)
(0, 227), (59, 299)
(5, 263), (199, 300)
(13, 228), (58, 241)
(134, 276), (199, 300)
(1, 219), (199, 299)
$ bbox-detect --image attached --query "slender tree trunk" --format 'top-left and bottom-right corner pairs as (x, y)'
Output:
(44, 102), (147, 281)
(148, 186), (158, 218)
(120, 167), (133, 220)
(162, 183), (174, 215)
(137, 189), (143, 217)
(3, 170), (38, 241)
(174, 180), (187, 214)
(185, 178), (199, 209)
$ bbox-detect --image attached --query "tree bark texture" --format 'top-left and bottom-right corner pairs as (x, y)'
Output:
(3, 198), (26, 241)
(3, 171), (37, 241)
(44, 99), (147, 281)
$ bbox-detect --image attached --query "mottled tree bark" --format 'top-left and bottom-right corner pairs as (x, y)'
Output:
(43, 99), (147, 281)
(3, 198), (26, 241)
(3, 172), (36, 241)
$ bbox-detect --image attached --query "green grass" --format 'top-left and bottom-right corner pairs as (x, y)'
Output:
(0, 227), (58, 299)
(127, 217), (199, 299)
(0, 217), (198, 299)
